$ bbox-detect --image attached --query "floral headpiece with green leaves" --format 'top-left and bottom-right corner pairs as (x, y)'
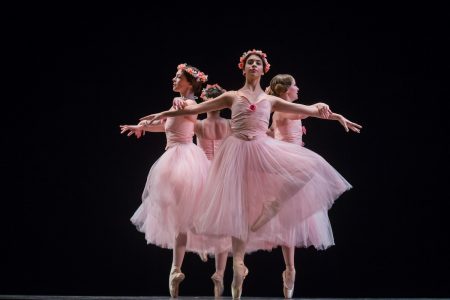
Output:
(177, 63), (208, 83)
(200, 84), (227, 101)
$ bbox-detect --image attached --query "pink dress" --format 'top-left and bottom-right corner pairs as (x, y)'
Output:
(273, 114), (305, 146)
(195, 118), (232, 160)
(193, 92), (352, 252)
(194, 118), (233, 253)
(131, 115), (213, 252)
(271, 113), (335, 249)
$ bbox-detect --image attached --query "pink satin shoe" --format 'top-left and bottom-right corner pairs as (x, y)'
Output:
(211, 272), (224, 297)
(198, 251), (208, 262)
(169, 266), (185, 298)
(251, 200), (281, 231)
(231, 262), (249, 299)
(282, 268), (296, 298)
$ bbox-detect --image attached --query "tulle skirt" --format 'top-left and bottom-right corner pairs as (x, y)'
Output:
(193, 135), (351, 252)
(131, 142), (229, 253)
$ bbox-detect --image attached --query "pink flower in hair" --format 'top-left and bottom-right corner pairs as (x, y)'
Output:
(177, 63), (208, 83)
(301, 126), (307, 135)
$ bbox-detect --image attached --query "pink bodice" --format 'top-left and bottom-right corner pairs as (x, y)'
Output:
(164, 116), (195, 149)
(230, 93), (271, 141)
(274, 118), (304, 146)
(195, 119), (231, 160)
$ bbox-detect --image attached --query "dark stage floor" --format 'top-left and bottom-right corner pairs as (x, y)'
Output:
(1, 297), (449, 300)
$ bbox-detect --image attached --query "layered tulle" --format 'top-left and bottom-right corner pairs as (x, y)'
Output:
(193, 134), (351, 252)
(131, 142), (230, 253)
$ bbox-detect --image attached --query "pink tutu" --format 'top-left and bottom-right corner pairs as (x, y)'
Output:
(131, 116), (230, 253)
(193, 94), (351, 252)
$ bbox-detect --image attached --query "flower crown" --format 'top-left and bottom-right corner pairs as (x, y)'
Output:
(200, 84), (227, 101)
(237, 49), (271, 73)
(177, 63), (208, 83)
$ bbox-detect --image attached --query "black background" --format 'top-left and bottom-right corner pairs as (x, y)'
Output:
(2, 2), (449, 298)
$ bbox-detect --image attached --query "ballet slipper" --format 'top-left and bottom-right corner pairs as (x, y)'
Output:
(231, 261), (249, 299)
(169, 266), (185, 298)
(211, 272), (224, 297)
(198, 251), (208, 262)
(282, 268), (296, 299)
(250, 200), (281, 231)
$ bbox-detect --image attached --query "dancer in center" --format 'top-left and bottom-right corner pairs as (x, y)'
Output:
(195, 84), (231, 297)
(140, 50), (353, 299)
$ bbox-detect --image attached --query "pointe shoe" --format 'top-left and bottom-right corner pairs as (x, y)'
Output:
(282, 268), (296, 299)
(231, 262), (249, 299)
(169, 266), (185, 298)
(251, 200), (281, 232)
(198, 251), (208, 262)
(211, 272), (224, 297)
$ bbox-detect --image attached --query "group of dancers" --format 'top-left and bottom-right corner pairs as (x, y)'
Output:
(120, 49), (362, 299)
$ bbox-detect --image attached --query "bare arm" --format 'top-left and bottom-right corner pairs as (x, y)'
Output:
(139, 119), (166, 132)
(119, 119), (166, 139)
(139, 92), (234, 122)
(279, 111), (304, 120)
(271, 96), (332, 119)
(328, 113), (362, 133)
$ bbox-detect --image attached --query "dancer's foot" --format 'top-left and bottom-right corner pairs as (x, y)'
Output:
(198, 251), (208, 262)
(282, 268), (296, 299)
(231, 262), (248, 299)
(169, 266), (185, 298)
(211, 272), (224, 297)
(251, 200), (281, 231)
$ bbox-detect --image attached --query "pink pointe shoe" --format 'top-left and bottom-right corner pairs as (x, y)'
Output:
(198, 251), (208, 262)
(169, 266), (185, 298)
(251, 200), (281, 232)
(231, 262), (249, 299)
(211, 272), (224, 297)
(282, 268), (296, 298)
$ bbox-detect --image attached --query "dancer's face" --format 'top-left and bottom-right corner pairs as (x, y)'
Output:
(285, 80), (299, 102)
(244, 54), (264, 78)
(172, 70), (193, 93)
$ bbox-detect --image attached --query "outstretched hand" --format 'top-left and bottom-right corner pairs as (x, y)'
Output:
(172, 98), (188, 110)
(335, 115), (362, 133)
(120, 124), (145, 139)
(316, 103), (333, 119)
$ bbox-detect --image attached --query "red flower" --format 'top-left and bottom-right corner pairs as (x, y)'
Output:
(248, 104), (256, 112)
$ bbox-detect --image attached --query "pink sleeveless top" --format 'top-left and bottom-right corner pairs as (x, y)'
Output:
(164, 116), (195, 149)
(230, 92), (271, 141)
(195, 119), (231, 160)
(274, 117), (305, 146)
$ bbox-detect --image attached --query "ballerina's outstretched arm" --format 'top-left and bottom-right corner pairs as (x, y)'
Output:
(328, 113), (362, 133)
(270, 96), (332, 119)
(119, 119), (165, 139)
(271, 97), (362, 133)
(139, 92), (234, 124)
